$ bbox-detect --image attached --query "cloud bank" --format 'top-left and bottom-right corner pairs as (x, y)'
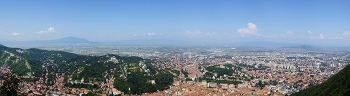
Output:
(286, 31), (294, 35)
(238, 23), (258, 35)
(13, 32), (20, 36)
(36, 27), (55, 34)
(343, 31), (349, 36)
(308, 30), (312, 34)
(186, 31), (202, 36)
(319, 34), (324, 39)
(148, 32), (156, 36)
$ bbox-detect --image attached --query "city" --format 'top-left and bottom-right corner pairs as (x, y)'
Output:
(1, 45), (349, 95)
(0, 0), (349, 96)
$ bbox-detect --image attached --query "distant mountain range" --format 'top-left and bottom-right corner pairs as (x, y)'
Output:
(1, 36), (92, 44)
(39, 36), (93, 44)
(0, 36), (95, 48)
(1, 36), (349, 48)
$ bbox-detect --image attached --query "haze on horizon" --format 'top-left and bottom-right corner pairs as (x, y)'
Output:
(0, 0), (349, 46)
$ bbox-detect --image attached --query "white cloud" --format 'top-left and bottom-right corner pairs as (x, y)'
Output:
(263, 35), (276, 38)
(13, 32), (20, 36)
(334, 37), (344, 39)
(310, 36), (315, 39)
(238, 23), (258, 35)
(205, 32), (217, 36)
(36, 27), (55, 34)
(343, 31), (349, 36)
(186, 31), (202, 36)
(319, 34), (324, 39)
(286, 31), (293, 36)
(148, 32), (156, 36)
(36, 31), (47, 34)
(48, 27), (54, 32)
(308, 30), (312, 34)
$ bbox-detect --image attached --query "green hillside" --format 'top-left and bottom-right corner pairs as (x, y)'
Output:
(0, 44), (174, 94)
(292, 64), (350, 96)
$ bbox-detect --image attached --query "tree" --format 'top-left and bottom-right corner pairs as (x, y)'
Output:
(0, 72), (22, 96)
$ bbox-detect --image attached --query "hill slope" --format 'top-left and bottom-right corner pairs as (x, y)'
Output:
(292, 65), (350, 96)
(0, 44), (174, 94)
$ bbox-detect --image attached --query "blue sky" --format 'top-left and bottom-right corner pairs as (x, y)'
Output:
(0, 0), (349, 45)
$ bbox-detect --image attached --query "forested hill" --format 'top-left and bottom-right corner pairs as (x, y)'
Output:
(292, 64), (350, 96)
(0, 44), (79, 76)
(0, 44), (174, 94)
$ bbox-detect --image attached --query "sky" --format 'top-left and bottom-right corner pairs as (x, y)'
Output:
(0, 0), (349, 45)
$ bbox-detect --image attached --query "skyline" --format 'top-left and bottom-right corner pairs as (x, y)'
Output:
(0, 0), (350, 46)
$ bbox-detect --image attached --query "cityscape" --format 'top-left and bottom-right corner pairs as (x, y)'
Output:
(0, 0), (350, 96)
(0, 44), (349, 95)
